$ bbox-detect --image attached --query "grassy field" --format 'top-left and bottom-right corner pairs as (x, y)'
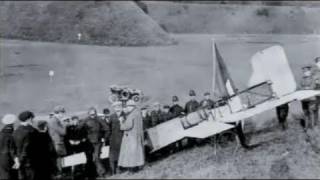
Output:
(1, 34), (320, 117)
(1, 34), (320, 178)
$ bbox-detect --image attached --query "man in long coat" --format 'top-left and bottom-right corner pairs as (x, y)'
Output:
(118, 100), (145, 171)
(0, 114), (19, 180)
(47, 105), (67, 175)
(13, 111), (38, 180)
(109, 102), (124, 175)
(34, 121), (58, 180)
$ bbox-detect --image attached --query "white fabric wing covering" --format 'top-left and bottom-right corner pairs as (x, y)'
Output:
(248, 45), (297, 97)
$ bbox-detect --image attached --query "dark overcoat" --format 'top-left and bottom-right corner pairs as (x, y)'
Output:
(0, 125), (17, 180)
(109, 113), (123, 163)
(185, 100), (200, 114)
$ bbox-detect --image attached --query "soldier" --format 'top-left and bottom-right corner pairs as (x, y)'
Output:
(276, 104), (289, 130)
(150, 102), (163, 127)
(184, 90), (200, 148)
(82, 107), (107, 178)
(169, 96), (184, 118)
(162, 105), (174, 122)
(141, 106), (152, 130)
(300, 65), (318, 130)
(65, 116), (93, 179)
(200, 92), (215, 109)
(47, 105), (67, 176)
(169, 96), (185, 152)
(0, 114), (19, 180)
(185, 90), (200, 114)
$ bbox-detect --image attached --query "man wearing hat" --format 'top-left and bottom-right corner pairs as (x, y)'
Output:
(82, 107), (107, 178)
(48, 105), (67, 176)
(200, 92), (215, 109)
(34, 120), (57, 180)
(184, 90), (200, 148)
(169, 96), (184, 119)
(109, 101), (124, 175)
(150, 102), (163, 127)
(300, 65), (318, 130)
(0, 114), (19, 180)
(13, 111), (38, 180)
(185, 90), (200, 114)
(162, 105), (174, 123)
(141, 106), (152, 130)
(169, 96), (185, 152)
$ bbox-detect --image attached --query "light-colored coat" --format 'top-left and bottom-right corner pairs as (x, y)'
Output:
(118, 108), (145, 167)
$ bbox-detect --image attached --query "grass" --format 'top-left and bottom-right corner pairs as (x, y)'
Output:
(1, 34), (320, 178)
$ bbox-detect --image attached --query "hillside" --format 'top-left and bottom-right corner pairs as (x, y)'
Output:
(0, 1), (174, 46)
(145, 2), (320, 34)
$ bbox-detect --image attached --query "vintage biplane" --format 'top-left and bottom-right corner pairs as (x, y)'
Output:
(145, 39), (320, 152)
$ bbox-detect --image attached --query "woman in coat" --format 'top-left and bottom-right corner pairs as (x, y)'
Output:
(118, 100), (145, 171)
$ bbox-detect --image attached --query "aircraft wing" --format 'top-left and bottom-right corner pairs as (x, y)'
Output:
(146, 114), (235, 152)
(219, 90), (320, 123)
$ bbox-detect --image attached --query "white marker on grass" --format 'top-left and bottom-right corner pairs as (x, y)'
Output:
(77, 33), (82, 41)
(49, 70), (54, 82)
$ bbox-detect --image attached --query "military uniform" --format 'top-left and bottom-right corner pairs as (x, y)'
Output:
(200, 99), (215, 109)
(300, 73), (318, 129)
(82, 115), (107, 177)
(184, 90), (200, 148)
(150, 110), (163, 127)
(184, 100), (200, 114)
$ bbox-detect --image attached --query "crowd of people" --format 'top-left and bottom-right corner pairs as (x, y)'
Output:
(1, 57), (320, 180)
